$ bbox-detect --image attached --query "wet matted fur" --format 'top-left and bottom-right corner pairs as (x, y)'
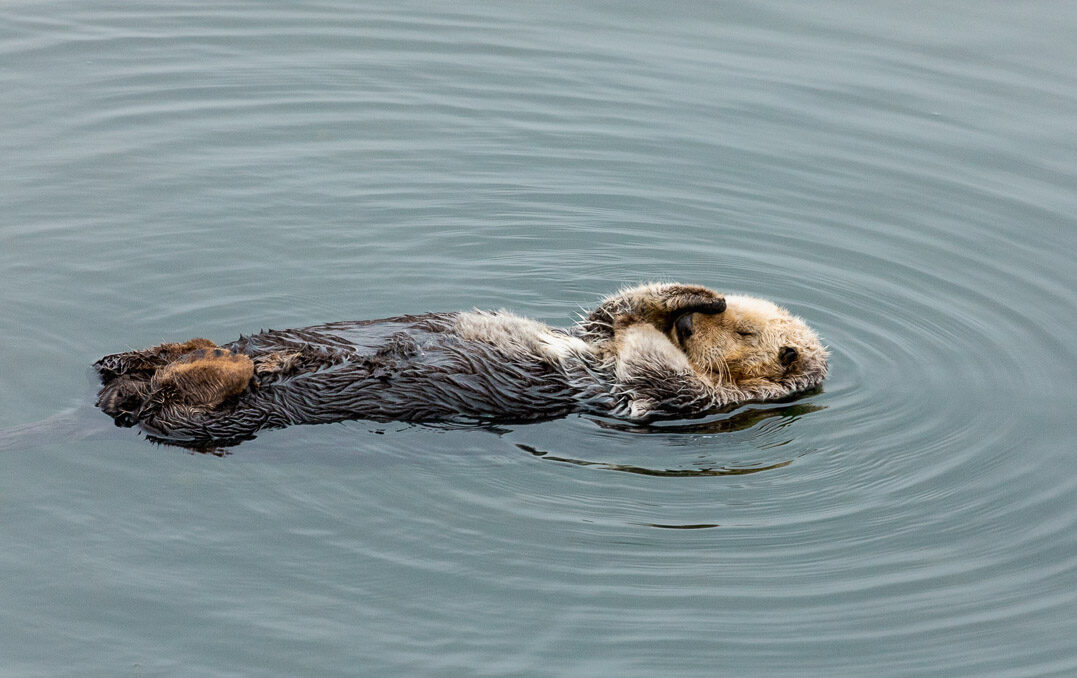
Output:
(94, 283), (828, 447)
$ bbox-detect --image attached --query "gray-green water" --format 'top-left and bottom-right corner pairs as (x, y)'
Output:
(3, 2), (1077, 676)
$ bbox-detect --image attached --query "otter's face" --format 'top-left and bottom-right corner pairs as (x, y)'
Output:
(668, 295), (828, 399)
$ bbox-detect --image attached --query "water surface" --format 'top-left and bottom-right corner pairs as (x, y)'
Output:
(2, 2), (1076, 676)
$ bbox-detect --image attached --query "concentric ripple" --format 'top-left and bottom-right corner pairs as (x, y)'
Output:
(2, 1), (1077, 677)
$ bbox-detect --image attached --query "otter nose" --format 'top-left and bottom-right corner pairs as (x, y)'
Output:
(778, 346), (798, 366)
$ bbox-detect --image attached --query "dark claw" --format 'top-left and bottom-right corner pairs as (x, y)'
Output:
(675, 312), (695, 342)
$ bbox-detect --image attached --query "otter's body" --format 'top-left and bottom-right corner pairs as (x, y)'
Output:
(217, 313), (614, 428)
(95, 284), (828, 447)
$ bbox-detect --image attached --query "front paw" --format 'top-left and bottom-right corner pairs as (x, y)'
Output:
(655, 286), (726, 326)
(608, 283), (725, 333)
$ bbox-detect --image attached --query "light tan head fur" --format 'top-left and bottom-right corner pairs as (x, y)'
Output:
(589, 283), (828, 404)
(668, 294), (828, 400)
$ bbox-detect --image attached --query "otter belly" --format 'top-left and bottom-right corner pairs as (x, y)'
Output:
(118, 313), (607, 446)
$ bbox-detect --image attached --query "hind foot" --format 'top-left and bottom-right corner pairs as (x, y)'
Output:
(94, 338), (220, 378)
(96, 375), (151, 426)
(148, 347), (255, 410)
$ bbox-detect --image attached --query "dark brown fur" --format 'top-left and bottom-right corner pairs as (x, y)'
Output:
(94, 284), (827, 448)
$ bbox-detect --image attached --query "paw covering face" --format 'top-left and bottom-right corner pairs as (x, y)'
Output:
(591, 283), (828, 401)
(581, 283), (727, 342)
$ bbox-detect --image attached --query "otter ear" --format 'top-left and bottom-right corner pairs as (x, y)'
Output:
(579, 283), (725, 342)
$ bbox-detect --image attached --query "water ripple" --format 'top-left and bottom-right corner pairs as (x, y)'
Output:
(3, 1), (1077, 676)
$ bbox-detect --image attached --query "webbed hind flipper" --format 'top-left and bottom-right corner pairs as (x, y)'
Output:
(94, 338), (220, 379)
(95, 338), (222, 426)
(96, 375), (151, 426)
(144, 348), (255, 412)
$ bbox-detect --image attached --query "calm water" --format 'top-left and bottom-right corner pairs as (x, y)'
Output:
(3, 1), (1077, 676)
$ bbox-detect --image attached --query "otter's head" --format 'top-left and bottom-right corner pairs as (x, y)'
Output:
(668, 294), (828, 400)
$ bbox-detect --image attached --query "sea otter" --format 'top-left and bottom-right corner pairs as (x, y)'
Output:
(94, 283), (828, 447)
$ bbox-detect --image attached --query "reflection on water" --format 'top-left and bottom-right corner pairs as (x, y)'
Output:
(520, 443), (794, 478)
(590, 396), (827, 435)
(519, 399), (823, 477)
(639, 523), (721, 530)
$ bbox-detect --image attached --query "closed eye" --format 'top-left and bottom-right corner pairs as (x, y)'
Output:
(736, 331), (755, 337)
